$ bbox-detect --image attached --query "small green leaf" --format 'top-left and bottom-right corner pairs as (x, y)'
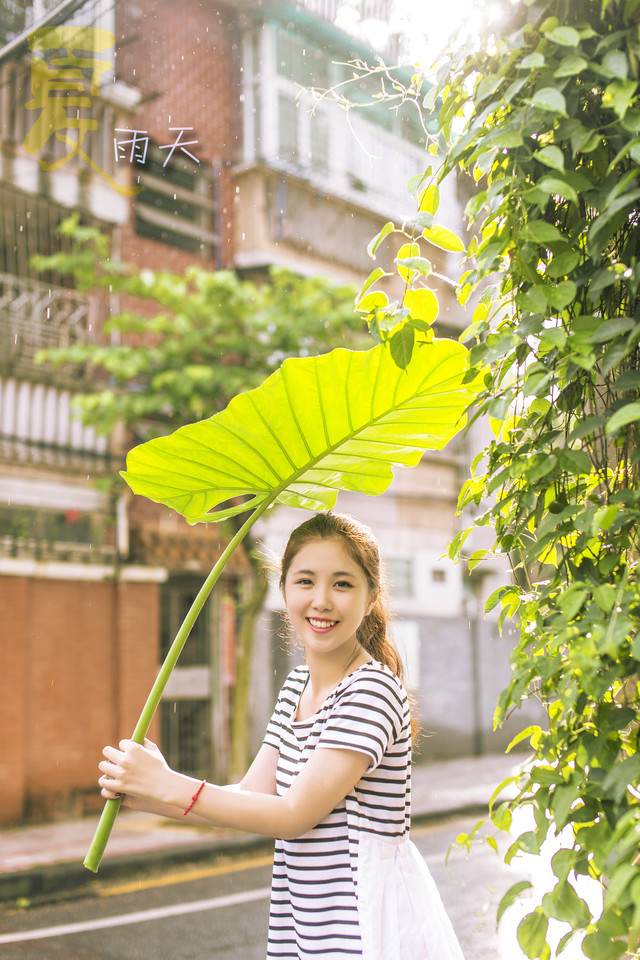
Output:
(555, 55), (588, 77)
(605, 402), (640, 434)
(535, 176), (579, 206)
(356, 291), (388, 313)
(558, 448), (592, 475)
(614, 369), (640, 390)
(506, 725), (542, 753)
(389, 323), (415, 370)
(531, 87), (567, 114)
(367, 222), (396, 259)
(544, 280), (578, 310)
(551, 848), (578, 883)
(552, 782), (581, 828)
(422, 224), (465, 252)
(600, 49), (629, 80)
(546, 25), (580, 46)
(404, 289), (438, 323)
(542, 880), (591, 926)
(418, 184), (440, 214)
(582, 930), (626, 960)
(558, 586), (587, 620)
(395, 256), (433, 280)
(593, 583), (616, 613)
(521, 221), (564, 244)
(357, 267), (386, 304)
(534, 145), (565, 172)
(602, 79), (638, 119)
(602, 755), (640, 803)
(497, 880), (534, 925)
(519, 52), (545, 69)
(590, 315), (636, 343)
(517, 908), (549, 959)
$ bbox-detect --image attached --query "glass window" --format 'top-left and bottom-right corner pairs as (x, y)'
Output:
(278, 94), (299, 164)
(386, 556), (414, 598)
(310, 110), (329, 172)
(134, 145), (218, 259)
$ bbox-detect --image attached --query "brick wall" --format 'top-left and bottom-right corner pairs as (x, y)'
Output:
(0, 576), (159, 825)
(116, 0), (238, 271)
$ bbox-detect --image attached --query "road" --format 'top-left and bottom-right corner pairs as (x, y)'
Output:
(0, 813), (595, 959)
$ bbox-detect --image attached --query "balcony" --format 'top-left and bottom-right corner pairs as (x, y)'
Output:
(0, 272), (95, 382)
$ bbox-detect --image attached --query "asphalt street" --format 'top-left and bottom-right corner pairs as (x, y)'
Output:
(0, 814), (533, 960)
(0, 811), (602, 959)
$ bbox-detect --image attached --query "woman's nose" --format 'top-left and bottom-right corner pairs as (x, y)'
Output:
(311, 586), (332, 610)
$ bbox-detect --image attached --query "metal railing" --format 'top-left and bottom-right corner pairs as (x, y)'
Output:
(0, 272), (94, 380)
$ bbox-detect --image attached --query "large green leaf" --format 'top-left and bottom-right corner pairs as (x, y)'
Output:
(121, 340), (477, 521)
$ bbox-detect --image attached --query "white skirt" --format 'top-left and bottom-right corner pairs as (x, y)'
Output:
(356, 833), (466, 960)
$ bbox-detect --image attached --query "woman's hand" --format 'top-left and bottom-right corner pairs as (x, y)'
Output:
(98, 738), (177, 807)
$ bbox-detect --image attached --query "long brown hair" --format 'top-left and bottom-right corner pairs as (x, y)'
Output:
(279, 512), (419, 741)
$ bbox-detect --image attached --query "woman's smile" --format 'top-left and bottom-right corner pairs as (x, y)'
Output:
(307, 617), (338, 632)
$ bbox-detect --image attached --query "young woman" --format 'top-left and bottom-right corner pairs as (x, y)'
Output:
(99, 512), (465, 960)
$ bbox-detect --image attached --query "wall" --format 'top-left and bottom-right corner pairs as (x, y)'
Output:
(0, 575), (159, 825)
(115, 0), (238, 272)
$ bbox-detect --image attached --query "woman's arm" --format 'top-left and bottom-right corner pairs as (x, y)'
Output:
(99, 739), (370, 840)
(99, 739), (279, 825)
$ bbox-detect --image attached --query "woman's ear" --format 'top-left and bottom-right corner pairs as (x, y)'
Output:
(366, 592), (378, 616)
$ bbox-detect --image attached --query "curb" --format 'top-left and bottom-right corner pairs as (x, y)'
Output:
(0, 833), (273, 908)
(0, 803), (492, 908)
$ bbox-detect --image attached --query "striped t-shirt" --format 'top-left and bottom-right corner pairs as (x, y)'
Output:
(263, 660), (412, 959)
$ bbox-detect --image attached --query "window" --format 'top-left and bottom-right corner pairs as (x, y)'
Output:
(134, 145), (218, 259)
(278, 95), (299, 165)
(310, 109), (329, 172)
(0, 503), (114, 562)
(161, 699), (212, 780)
(386, 556), (414, 598)
(160, 577), (210, 667)
(275, 31), (328, 88)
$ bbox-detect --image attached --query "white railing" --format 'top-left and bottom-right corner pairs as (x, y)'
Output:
(0, 273), (94, 379)
(0, 377), (108, 457)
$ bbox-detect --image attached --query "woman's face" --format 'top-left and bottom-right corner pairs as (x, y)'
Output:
(283, 537), (375, 662)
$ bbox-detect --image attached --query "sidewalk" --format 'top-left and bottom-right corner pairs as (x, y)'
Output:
(0, 753), (524, 905)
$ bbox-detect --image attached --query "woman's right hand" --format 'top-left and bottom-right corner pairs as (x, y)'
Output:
(98, 737), (175, 806)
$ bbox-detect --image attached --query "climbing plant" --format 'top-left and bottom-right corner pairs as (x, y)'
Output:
(351, 0), (640, 955)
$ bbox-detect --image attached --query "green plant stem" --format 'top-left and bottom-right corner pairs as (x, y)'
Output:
(83, 502), (269, 873)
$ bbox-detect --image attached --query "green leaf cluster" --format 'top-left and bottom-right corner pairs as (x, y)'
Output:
(424, 0), (640, 953)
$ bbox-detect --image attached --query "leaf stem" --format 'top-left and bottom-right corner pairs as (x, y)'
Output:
(83, 501), (270, 873)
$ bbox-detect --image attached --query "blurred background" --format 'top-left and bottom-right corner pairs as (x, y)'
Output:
(0, 0), (537, 828)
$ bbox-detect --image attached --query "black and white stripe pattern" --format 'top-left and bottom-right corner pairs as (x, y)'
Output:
(263, 661), (412, 959)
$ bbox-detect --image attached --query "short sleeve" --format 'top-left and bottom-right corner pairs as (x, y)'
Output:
(317, 668), (406, 769)
(263, 666), (307, 751)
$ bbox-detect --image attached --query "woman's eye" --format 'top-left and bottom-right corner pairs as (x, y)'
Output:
(295, 578), (312, 585)
(336, 580), (354, 589)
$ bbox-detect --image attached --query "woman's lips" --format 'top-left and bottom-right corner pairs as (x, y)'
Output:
(307, 617), (337, 632)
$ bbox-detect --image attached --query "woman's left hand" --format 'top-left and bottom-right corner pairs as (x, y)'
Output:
(98, 738), (177, 806)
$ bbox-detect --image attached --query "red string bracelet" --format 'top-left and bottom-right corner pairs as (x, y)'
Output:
(183, 779), (206, 816)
